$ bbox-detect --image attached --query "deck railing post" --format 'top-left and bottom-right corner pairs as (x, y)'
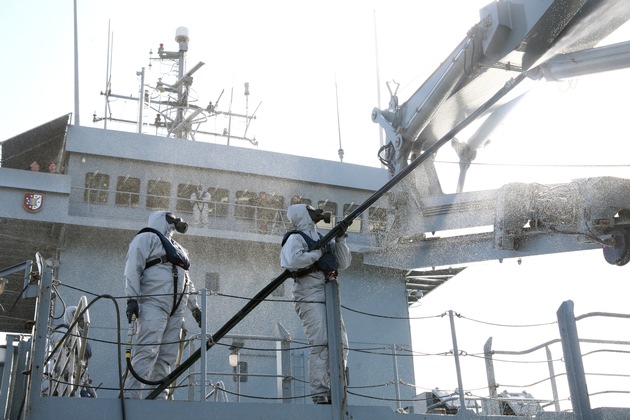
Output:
(545, 345), (561, 412)
(557, 300), (591, 420)
(24, 263), (53, 418)
(484, 337), (500, 415)
(326, 278), (348, 418)
(448, 310), (467, 412)
(275, 323), (293, 402)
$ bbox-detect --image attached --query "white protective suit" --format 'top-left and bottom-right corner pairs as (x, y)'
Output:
(50, 306), (88, 352)
(44, 306), (95, 397)
(280, 204), (351, 403)
(123, 211), (200, 399)
(190, 186), (212, 226)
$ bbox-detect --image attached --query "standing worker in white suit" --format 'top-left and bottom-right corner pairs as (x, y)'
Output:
(190, 184), (212, 226)
(123, 210), (202, 399)
(280, 204), (351, 404)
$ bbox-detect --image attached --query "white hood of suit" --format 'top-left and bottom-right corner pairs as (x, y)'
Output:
(287, 204), (316, 236)
(148, 210), (173, 237)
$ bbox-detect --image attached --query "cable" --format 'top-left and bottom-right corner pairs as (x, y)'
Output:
(346, 390), (422, 403)
(212, 387), (326, 401)
(50, 283), (66, 320)
(457, 313), (557, 328)
(342, 305), (446, 320)
(7, 278), (38, 312)
(209, 340), (321, 353)
(348, 347), (449, 358)
(468, 353), (563, 364)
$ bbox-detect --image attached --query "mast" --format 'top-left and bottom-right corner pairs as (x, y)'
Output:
(73, 0), (80, 125)
(93, 27), (260, 144)
(103, 22), (111, 130)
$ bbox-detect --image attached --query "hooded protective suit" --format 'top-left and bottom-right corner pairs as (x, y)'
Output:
(190, 185), (211, 226)
(280, 204), (351, 403)
(44, 306), (95, 397)
(51, 306), (91, 358)
(124, 211), (200, 399)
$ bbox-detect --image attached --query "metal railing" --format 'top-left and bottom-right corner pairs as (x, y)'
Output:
(481, 300), (630, 418)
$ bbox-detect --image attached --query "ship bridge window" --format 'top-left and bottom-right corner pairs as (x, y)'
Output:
(290, 195), (312, 206)
(115, 176), (140, 207)
(369, 207), (387, 232)
(209, 187), (229, 217)
(343, 203), (361, 233)
(176, 183), (198, 213)
(317, 200), (337, 230)
(235, 190), (257, 220)
(84, 172), (109, 204)
(257, 193), (285, 234)
(146, 179), (171, 210)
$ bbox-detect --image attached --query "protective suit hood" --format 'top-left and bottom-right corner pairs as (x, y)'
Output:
(287, 204), (315, 231)
(64, 306), (78, 325)
(148, 210), (173, 237)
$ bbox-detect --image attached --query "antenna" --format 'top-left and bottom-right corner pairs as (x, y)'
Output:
(335, 75), (344, 162)
(136, 67), (145, 133)
(93, 27), (259, 144)
(103, 22), (112, 130)
(226, 87), (233, 146)
(244, 82), (250, 116)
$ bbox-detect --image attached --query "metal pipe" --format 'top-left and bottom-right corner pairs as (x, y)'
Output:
(484, 337), (500, 415)
(200, 288), (206, 401)
(137, 68), (144, 134)
(24, 262), (54, 416)
(448, 310), (467, 411)
(545, 345), (561, 412)
(391, 345), (402, 411)
(145, 70), (527, 399)
(325, 278), (346, 417)
(557, 300), (592, 419)
(529, 41), (630, 82)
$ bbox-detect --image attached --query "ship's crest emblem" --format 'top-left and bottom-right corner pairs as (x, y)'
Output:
(23, 192), (44, 213)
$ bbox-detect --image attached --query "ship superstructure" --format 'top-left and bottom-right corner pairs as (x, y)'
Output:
(2, 1), (630, 419)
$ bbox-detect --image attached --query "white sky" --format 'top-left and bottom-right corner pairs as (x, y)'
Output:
(2, 0), (630, 411)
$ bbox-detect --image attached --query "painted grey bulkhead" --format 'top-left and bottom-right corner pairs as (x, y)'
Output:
(13, 124), (414, 405)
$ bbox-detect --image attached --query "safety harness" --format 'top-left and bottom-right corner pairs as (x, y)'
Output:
(139, 227), (191, 316)
(281, 230), (339, 280)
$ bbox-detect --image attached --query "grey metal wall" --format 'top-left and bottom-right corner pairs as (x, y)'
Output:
(55, 231), (414, 406)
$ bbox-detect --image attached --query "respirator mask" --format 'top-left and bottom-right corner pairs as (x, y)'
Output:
(306, 205), (331, 224)
(165, 212), (189, 233)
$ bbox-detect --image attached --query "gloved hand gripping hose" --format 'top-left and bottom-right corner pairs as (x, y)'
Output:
(125, 316), (137, 362)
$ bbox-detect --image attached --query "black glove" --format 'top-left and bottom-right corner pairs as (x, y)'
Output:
(192, 307), (202, 327)
(336, 219), (352, 237)
(126, 299), (139, 323)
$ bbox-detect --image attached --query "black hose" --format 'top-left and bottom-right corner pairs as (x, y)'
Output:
(145, 71), (527, 399)
(126, 358), (163, 385)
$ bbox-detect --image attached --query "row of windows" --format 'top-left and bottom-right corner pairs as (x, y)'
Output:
(84, 172), (387, 231)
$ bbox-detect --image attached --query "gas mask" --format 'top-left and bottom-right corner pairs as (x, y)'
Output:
(165, 212), (189, 233)
(306, 205), (331, 224)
